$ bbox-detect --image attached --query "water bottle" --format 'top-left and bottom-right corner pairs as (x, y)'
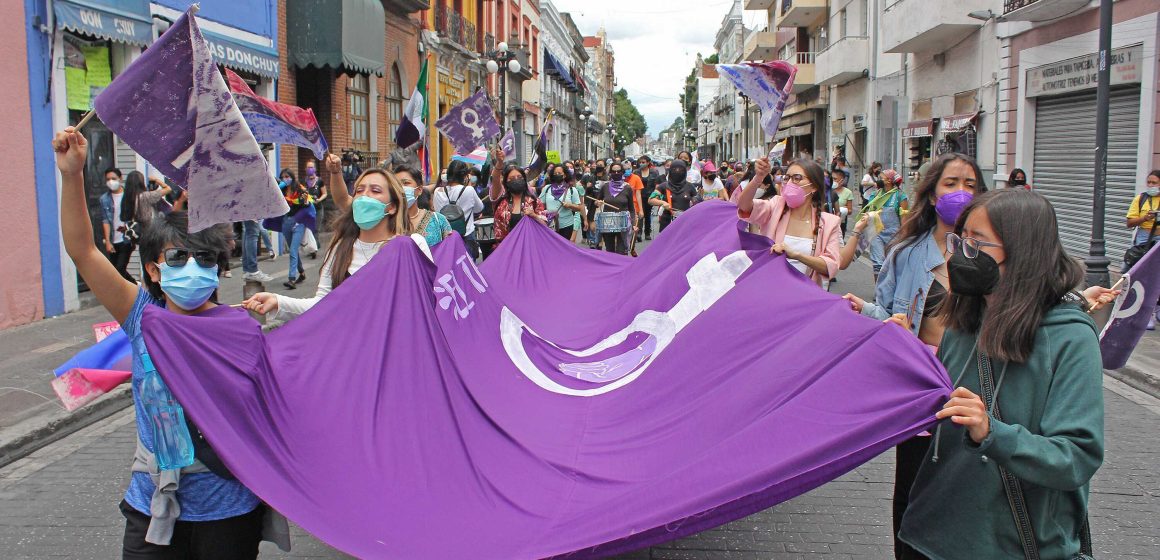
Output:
(139, 353), (195, 471)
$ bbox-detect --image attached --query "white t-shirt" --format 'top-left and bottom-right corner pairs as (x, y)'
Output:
(783, 234), (814, 275)
(432, 185), (485, 236)
(110, 191), (125, 244)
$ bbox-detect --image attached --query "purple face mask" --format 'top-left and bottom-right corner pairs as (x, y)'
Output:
(935, 190), (974, 225)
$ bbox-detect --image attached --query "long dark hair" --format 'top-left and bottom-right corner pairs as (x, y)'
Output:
(322, 169), (409, 289)
(786, 158), (827, 241)
(936, 190), (1085, 363)
(501, 164), (530, 206)
(121, 171), (147, 223)
(890, 153), (988, 260)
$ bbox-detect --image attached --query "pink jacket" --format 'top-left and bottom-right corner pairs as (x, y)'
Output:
(738, 195), (843, 285)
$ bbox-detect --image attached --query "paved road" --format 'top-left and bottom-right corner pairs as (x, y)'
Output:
(2, 226), (1158, 558)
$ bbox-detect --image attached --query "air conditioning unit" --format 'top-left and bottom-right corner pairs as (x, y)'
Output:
(852, 114), (866, 130)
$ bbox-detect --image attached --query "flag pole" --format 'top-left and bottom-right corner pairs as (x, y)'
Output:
(74, 110), (96, 131)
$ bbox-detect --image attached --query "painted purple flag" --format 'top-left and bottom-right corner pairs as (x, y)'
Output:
(92, 7), (287, 232)
(141, 202), (950, 559)
(1100, 242), (1160, 369)
(716, 61), (797, 139)
(499, 128), (516, 160)
(225, 69), (328, 159)
(435, 88), (502, 155)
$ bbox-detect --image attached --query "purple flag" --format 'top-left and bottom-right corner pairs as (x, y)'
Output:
(499, 128), (516, 160)
(92, 7), (287, 232)
(1100, 242), (1160, 369)
(716, 61), (797, 139)
(141, 202), (950, 559)
(435, 89), (502, 155)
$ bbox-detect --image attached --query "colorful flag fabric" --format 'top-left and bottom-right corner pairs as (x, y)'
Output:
(1100, 242), (1160, 369)
(396, 59), (428, 149)
(435, 88), (502, 155)
(51, 324), (133, 411)
(451, 145), (489, 168)
(499, 128), (516, 160)
(526, 111), (554, 176)
(716, 61), (797, 139)
(140, 202), (950, 559)
(224, 69), (327, 159)
(92, 7), (287, 232)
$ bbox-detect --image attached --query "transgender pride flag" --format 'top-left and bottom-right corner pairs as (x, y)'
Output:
(225, 69), (328, 159)
(452, 145), (489, 168)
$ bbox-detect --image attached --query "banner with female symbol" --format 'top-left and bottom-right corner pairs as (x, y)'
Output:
(435, 89), (502, 154)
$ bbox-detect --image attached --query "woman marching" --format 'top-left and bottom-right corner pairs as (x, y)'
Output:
(896, 188), (1104, 560)
(244, 156), (410, 321)
(736, 157), (842, 288)
(487, 148), (546, 244)
(649, 159), (697, 234)
(395, 165), (452, 248)
(275, 168), (313, 289)
(596, 161), (639, 255)
(865, 168), (909, 279)
(539, 164), (584, 240)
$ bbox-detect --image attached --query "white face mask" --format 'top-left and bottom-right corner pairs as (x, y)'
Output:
(106, 179), (122, 191)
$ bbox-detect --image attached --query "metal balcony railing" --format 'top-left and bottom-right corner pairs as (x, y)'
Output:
(435, 4), (478, 52)
(1004, 0), (1040, 13)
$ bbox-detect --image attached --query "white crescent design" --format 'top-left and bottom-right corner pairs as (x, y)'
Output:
(1113, 280), (1146, 321)
(501, 251), (754, 396)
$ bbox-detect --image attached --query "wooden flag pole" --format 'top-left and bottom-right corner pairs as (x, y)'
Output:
(73, 110), (96, 131)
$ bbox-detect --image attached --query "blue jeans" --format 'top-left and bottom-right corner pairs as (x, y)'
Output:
(282, 215), (305, 279)
(242, 221), (259, 273)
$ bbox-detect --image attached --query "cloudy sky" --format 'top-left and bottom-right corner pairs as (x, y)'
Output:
(554, 0), (753, 136)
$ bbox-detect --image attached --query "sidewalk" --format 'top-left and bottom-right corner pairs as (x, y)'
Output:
(0, 250), (329, 467)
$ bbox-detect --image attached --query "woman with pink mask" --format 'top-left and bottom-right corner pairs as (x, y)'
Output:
(736, 157), (842, 287)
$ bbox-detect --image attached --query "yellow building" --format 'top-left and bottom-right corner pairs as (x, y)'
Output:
(422, 1), (485, 171)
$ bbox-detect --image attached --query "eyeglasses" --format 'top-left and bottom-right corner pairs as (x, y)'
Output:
(162, 248), (218, 268)
(786, 173), (809, 184)
(945, 232), (1003, 259)
(705, 174), (717, 180)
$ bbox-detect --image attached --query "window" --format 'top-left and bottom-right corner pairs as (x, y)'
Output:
(348, 73), (370, 150)
(387, 65), (403, 144)
(839, 10), (847, 40)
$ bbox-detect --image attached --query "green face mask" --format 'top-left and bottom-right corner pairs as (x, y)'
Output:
(353, 196), (389, 230)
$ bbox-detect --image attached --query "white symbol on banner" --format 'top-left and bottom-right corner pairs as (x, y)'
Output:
(1113, 280), (1146, 321)
(455, 254), (488, 293)
(434, 253), (489, 320)
(460, 108), (485, 138)
(500, 251), (753, 397)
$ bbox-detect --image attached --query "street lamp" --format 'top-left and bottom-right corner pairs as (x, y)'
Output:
(606, 124), (615, 158)
(738, 92), (751, 161)
(699, 118), (711, 156)
(485, 42), (523, 145)
(579, 105), (593, 161)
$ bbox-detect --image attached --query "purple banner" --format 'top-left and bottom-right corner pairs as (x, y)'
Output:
(435, 89), (502, 155)
(1101, 242), (1160, 369)
(141, 202), (950, 558)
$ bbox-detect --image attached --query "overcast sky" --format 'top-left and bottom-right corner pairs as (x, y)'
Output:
(554, 0), (749, 136)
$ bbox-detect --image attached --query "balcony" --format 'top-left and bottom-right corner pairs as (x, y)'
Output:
(816, 36), (868, 86)
(435, 3), (478, 53)
(789, 51), (816, 93)
(1002, 0), (1090, 21)
(742, 31), (778, 61)
(881, 0), (989, 53)
(777, 0), (828, 29)
(744, 0), (777, 9)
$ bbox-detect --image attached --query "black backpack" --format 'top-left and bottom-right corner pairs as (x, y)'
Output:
(440, 186), (468, 235)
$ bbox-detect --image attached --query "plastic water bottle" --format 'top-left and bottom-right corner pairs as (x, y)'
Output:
(139, 353), (195, 471)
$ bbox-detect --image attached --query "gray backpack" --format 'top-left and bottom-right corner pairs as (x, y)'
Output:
(440, 186), (468, 235)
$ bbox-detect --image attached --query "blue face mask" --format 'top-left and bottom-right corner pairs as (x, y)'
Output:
(353, 196), (390, 230)
(159, 261), (218, 311)
(404, 186), (417, 207)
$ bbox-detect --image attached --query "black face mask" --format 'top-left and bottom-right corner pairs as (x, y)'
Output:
(505, 179), (527, 195)
(609, 171), (624, 180)
(669, 169), (687, 184)
(947, 247), (1002, 296)
(552, 174), (565, 183)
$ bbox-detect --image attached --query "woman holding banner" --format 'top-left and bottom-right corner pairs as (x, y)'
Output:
(736, 157), (841, 288)
(488, 149), (546, 243)
(897, 189), (1105, 560)
(244, 157), (410, 321)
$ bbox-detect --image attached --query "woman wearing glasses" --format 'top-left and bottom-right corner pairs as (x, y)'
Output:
(244, 157), (410, 321)
(737, 157), (842, 287)
(897, 188), (1105, 560)
(53, 127), (268, 557)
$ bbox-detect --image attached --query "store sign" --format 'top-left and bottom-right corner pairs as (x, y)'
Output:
(902, 120), (933, 138)
(203, 35), (280, 78)
(1026, 44), (1143, 98)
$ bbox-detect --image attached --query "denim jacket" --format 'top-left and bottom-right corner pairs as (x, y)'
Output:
(99, 192), (115, 227)
(861, 229), (944, 336)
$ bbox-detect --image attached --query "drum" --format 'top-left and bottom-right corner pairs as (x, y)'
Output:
(597, 211), (631, 233)
(475, 218), (496, 242)
(670, 209), (684, 221)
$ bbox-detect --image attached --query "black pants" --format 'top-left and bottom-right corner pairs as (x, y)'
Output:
(658, 213), (673, 233)
(107, 241), (135, 282)
(602, 231), (630, 255)
(120, 500), (263, 560)
(893, 436), (931, 559)
(557, 226), (574, 240)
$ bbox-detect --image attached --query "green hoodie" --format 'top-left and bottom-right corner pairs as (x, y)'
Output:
(898, 303), (1104, 559)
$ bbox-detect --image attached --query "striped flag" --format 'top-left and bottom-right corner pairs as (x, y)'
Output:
(526, 111), (554, 176)
(396, 59), (428, 149)
(452, 145), (490, 168)
(225, 69), (328, 159)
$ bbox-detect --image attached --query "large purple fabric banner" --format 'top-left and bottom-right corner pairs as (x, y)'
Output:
(141, 203), (950, 559)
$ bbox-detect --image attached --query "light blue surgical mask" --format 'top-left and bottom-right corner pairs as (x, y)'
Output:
(404, 186), (417, 207)
(353, 196), (389, 230)
(1147, 187), (1160, 198)
(159, 261), (219, 311)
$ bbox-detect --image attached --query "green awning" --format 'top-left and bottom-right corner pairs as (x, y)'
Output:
(287, 0), (386, 76)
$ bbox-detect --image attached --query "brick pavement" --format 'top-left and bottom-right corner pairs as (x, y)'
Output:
(1, 375), (1157, 559)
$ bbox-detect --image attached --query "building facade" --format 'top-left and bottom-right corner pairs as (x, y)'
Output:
(584, 29), (616, 159)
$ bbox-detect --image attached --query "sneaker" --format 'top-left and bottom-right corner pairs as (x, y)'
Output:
(223, 270), (232, 278)
(243, 271), (275, 283)
(282, 281), (296, 290)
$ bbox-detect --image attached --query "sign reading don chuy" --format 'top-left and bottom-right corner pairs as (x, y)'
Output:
(202, 32), (280, 78)
(1026, 44), (1143, 98)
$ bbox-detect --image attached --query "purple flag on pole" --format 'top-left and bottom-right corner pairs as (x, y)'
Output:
(92, 7), (287, 232)
(499, 128), (516, 160)
(435, 88), (502, 155)
(1100, 242), (1160, 369)
(141, 202), (950, 559)
(716, 61), (797, 139)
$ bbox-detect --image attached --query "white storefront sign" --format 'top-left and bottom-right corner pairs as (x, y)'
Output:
(1026, 44), (1143, 98)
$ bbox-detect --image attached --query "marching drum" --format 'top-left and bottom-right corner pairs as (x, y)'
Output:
(475, 218), (496, 243)
(596, 211), (631, 233)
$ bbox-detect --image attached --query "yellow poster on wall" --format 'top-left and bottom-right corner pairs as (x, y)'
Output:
(80, 45), (112, 88)
(65, 67), (90, 111)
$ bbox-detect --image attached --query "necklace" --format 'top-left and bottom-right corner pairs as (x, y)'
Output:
(356, 237), (389, 262)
